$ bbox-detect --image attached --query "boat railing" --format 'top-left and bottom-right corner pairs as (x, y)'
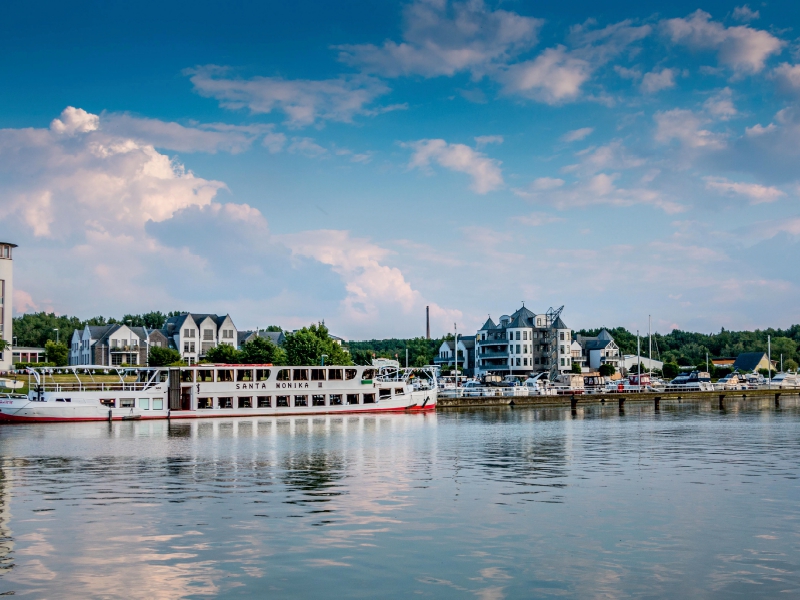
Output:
(35, 382), (166, 393)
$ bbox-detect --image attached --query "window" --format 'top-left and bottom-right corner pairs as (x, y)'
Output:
(153, 399), (163, 410)
(560, 358), (565, 366)
(312, 394), (326, 406)
(516, 331), (520, 340)
(181, 370), (194, 382)
(363, 393), (376, 404)
(277, 396), (290, 407)
(203, 329), (214, 341)
(294, 395), (308, 407)
(329, 394), (343, 406)
(394, 388), (403, 396)
(238, 397), (252, 409)
(237, 369), (253, 382)
(186, 329), (196, 338)
(222, 329), (233, 339)
(329, 369), (343, 380)
(350, 369), (364, 380)
(101, 398), (115, 407)
(311, 369), (326, 381)
(523, 345), (527, 353)
(197, 369), (214, 382)
(347, 394), (359, 405)
(218, 397), (233, 409)
(535, 358), (540, 365)
(379, 389), (391, 400)
(560, 346), (565, 355)
(217, 369), (233, 382)
(560, 332), (565, 341)
(257, 396), (271, 408)
(523, 331), (527, 340)
(293, 369), (309, 381)
(516, 358), (521, 366)
(198, 397), (212, 409)
(277, 369), (291, 381)
(509, 332), (513, 340)
(517, 345), (521, 354)
(523, 358), (528, 366)
(189, 342), (195, 353)
(256, 369), (271, 381)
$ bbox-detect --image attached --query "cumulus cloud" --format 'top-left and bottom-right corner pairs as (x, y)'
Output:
(288, 137), (328, 158)
(641, 68), (676, 93)
(562, 140), (645, 175)
(745, 123), (776, 136)
(662, 10), (783, 74)
(405, 138), (503, 193)
(704, 176), (786, 204)
(732, 6), (760, 23)
(772, 62), (800, 95)
(561, 127), (594, 142)
(474, 135), (503, 146)
(654, 108), (727, 149)
(703, 87), (737, 120)
(336, 0), (542, 78)
(185, 65), (395, 127)
(515, 212), (565, 226)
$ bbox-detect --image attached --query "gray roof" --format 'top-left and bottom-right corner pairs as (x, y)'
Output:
(480, 317), (496, 331)
(733, 352), (768, 371)
(259, 331), (285, 345)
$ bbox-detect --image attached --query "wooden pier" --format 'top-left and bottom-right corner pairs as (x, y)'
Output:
(437, 389), (800, 409)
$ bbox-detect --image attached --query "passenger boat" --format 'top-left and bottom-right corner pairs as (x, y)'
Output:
(0, 364), (437, 423)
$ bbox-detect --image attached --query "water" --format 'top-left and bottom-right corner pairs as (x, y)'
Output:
(1, 399), (799, 598)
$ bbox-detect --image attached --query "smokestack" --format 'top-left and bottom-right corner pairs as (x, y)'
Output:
(426, 306), (430, 339)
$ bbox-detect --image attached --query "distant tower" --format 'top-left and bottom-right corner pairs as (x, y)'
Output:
(0, 242), (16, 371)
(426, 306), (430, 340)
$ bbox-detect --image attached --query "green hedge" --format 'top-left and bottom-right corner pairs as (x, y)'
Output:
(13, 362), (56, 369)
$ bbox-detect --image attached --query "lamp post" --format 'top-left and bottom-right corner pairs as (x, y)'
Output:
(321, 354), (328, 366)
(53, 328), (59, 344)
(127, 320), (133, 366)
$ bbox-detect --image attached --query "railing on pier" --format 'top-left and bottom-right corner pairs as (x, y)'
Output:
(36, 382), (166, 393)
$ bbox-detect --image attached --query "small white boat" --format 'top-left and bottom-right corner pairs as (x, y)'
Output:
(769, 372), (799, 389)
(664, 371), (714, 392)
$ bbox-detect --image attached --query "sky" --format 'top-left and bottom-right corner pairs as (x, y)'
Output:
(1, 0), (800, 339)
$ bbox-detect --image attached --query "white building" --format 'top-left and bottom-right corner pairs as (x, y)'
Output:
(621, 355), (664, 373)
(69, 324), (169, 366)
(162, 313), (237, 364)
(576, 329), (621, 371)
(0, 242), (15, 371)
(434, 336), (476, 375)
(475, 306), (573, 377)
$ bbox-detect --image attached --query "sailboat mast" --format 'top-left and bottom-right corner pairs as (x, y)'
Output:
(648, 315), (652, 376)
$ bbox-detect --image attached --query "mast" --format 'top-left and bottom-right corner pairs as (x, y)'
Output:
(637, 330), (641, 392)
(648, 315), (652, 376)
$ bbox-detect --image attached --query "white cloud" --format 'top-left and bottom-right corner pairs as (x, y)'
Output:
(654, 108), (727, 149)
(515, 212), (564, 226)
(614, 65), (642, 80)
(732, 6), (760, 23)
(498, 46), (592, 104)
(561, 127), (594, 142)
(703, 87), (737, 120)
(288, 137), (328, 158)
(530, 177), (565, 190)
(185, 65), (394, 127)
(641, 68), (676, 93)
(336, 0), (542, 78)
(704, 176), (786, 204)
(405, 139), (503, 193)
(474, 135), (504, 146)
(50, 107), (99, 135)
(662, 10), (783, 74)
(772, 62), (800, 95)
(12, 289), (37, 315)
(262, 131), (287, 153)
(562, 140), (645, 175)
(745, 123), (776, 136)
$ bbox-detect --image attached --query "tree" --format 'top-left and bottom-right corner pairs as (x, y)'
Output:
(283, 322), (353, 366)
(148, 346), (181, 367)
(0, 339), (8, 352)
(598, 363), (616, 376)
(784, 359), (798, 372)
(204, 344), (240, 364)
(662, 363), (680, 378)
(570, 361), (582, 373)
(45, 340), (69, 366)
(239, 336), (286, 365)
(264, 325), (283, 332)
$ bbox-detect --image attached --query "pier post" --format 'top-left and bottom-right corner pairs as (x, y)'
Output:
(775, 393), (781, 408)
(570, 395), (578, 411)
(654, 397), (660, 411)
(718, 394), (725, 410)
(618, 398), (625, 413)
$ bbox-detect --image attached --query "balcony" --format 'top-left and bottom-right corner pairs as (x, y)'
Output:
(110, 345), (139, 352)
(480, 350), (509, 359)
(477, 338), (510, 347)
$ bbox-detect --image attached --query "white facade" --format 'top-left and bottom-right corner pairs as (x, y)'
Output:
(165, 313), (238, 364)
(0, 242), (15, 371)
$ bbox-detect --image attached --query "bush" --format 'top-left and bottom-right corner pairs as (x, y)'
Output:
(148, 346), (182, 367)
(598, 364), (616, 377)
(570, 362), (582, 373)
(785, 359), (798, 372)
(758, 368), (771, 378)
(14, 362), (56, 369)
(203, 343), (239, 364)
(662, 363), (680, 378)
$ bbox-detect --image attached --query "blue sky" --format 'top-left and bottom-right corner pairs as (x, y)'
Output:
(1, 0), (799, 338)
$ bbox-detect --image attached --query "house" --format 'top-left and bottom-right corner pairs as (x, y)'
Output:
(576, 329), (622, 371)
(733, 352), (774, 372)
(570, 340), (585, 370)
(69, 324), (168, 366)
(712, 357), (736, 368)
(237, 330), (286, 348)
(434, 336), (476, 376)
(475, 306), (573, 377)
(161, 313), (237, 364)
(11, 346), (46, 365)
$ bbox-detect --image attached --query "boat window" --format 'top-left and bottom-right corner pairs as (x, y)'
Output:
(329, 394), (343, 406)
(276, 395), (289, 407)
(293, 369), (309, 381)
(56, 398), (65, 402)
(218, 397), (233, 409)
(120, 398), (135, 408)
(394, 388), (403, 396)
(360, 369), (374, 380)
(238, 397), (252, 409)
(139, 398), (149, 409)
(257, 396), (271, 408)
(344, 369), (358, 380)
(100, 398), (115, 407)
(197, 370), (214, 382)
(153, 399), (163, 410)
(198, 397), (212, 409)
(181, 370), (194, 383)
(276, 369), (291, 381)
(256, 369), (271, 381)
(237, 369), (253, 382)
(294, 395), (308, 407)
(310, 369), (326, 381)
(363, 393), (376, 404)
(379, 389), (391, 400)
(329, 369), (343, 380)
(217, 370), (233, 382)
(312, 394), (326, 406)
(347, 394), (359, 405)
(159, 371), (169, 382)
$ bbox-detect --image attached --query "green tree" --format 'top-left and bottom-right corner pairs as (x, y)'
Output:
(204, 344), (240, 364)
(264, 325), (283, 332)
(284, 322), (353, 366)
(122, 311), (180, 330)
(45, 340), (69, 366)
(770, 337), (798, 363)
(570, 361), (582, 373)
(239, 336), (286, 365)
(598, 363), (616, 376)
(784, 358), (798, 371)
(662, 363), (680, 378)
(0, 339), (8, 352)
(148, 346), (182, 367)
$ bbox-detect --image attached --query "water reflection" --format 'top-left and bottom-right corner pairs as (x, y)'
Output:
(0, 400), (797, 598)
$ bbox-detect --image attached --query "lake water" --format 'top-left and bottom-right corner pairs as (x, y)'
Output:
(1, 398), (799, 598)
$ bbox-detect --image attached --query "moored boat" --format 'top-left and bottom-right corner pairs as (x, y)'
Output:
(0, 364), (438, 423)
